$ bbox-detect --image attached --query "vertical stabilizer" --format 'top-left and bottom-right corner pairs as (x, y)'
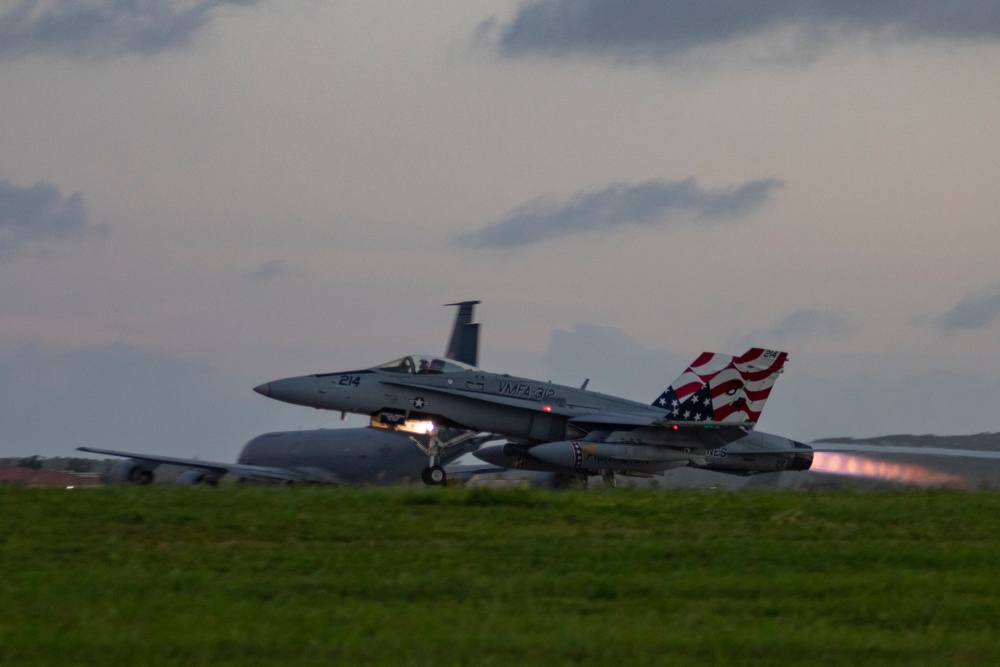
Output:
(444, 301), (481, 366)
(652, 348), (788, 426)
(710, 348), (788, 424)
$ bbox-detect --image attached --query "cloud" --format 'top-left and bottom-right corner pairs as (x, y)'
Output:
(0, 0), (260, 60)
(0, 179), (101, 259)
(735, 308), (860, 348)
(936, 283), (1000, 331)
(489, 1), (1000, 63)
(245, 259), (295, 285)
(454, 177), (782, 249)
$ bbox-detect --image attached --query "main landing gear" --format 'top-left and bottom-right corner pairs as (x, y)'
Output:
(411, 430), (479, 486)
(421, 465), (446, 485)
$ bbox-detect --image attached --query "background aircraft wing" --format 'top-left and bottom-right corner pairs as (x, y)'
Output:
(77, 447), (342, 484)
(443, 463), (508, 480)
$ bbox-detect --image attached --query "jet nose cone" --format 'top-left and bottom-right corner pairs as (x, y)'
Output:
(253, 376), (321, 408)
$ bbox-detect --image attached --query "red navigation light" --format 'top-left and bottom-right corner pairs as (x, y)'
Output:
(672, 424), (679, 430)
(543, 405), (552, 412)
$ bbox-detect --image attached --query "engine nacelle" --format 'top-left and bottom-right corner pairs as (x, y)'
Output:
(697, 441), (814, 475)
(106, 459), (156, 485)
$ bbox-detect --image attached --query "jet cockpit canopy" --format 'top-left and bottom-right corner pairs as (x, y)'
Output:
(374, 355), (476, 375)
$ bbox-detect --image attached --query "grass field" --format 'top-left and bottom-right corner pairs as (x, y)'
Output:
(2, 485), (1000, 665)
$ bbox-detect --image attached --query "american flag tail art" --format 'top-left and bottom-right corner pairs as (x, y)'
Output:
(651, 348), (789, 428)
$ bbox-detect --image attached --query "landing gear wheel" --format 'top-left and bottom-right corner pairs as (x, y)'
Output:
(410, 430), (480, 486)
(421, 465), (447, 486)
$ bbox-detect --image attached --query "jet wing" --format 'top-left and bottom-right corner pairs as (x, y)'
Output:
(77, 447), (342, 484)
(655, 419), (756, 429)
(568, 414), (756, 429)
(568, 413), (754, 439)
(566, 412), (661, 428)
(562, 416), (754, 452)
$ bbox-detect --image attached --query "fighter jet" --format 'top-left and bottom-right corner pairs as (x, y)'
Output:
(254, 343), (819, 486)
(79, 301), (494, 485)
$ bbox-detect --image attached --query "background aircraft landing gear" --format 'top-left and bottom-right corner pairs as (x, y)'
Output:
(421, 465), (446, 486)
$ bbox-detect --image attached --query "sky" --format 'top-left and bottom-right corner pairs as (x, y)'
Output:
(3, 1), (1000, 459)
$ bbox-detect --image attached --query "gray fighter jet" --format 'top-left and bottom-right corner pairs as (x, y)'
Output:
(79, 301), (492, 485)
(255, 345), (819, 486)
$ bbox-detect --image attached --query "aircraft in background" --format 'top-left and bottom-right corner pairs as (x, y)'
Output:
(79, 301), (495, 485)
(254, 342), (821, 485)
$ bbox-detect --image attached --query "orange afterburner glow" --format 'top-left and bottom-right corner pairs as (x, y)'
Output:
(811, 452), (964, 488)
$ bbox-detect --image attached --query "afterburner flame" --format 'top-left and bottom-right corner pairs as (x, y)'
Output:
(811, 452), (964, 488)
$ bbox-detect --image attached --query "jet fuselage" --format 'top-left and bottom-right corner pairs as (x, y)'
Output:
(255, 356), (667, 445)
(255, 353), (814, 479)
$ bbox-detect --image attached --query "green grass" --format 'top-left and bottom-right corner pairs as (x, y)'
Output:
(2, 486), (1000, 665)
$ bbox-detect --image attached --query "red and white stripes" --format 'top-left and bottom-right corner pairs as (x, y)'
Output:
(666, 348), (788, 424)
